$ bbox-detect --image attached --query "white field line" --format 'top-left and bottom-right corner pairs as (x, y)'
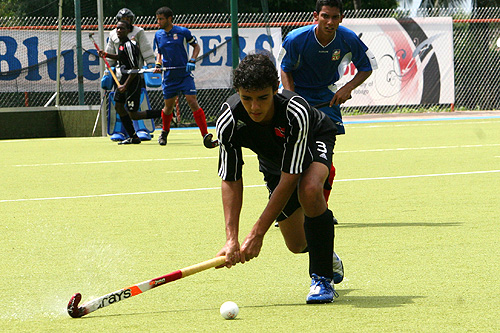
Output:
(14, 157), (221, 167)
(2, 170), (499, 203)
(0, 131), (196, 144)
(348, 119), (500, 129)
(339, 143), (500, 153)
(334, 170), (500, 182)
(13, 143), (500, 167)
(1, 118), (499, 144)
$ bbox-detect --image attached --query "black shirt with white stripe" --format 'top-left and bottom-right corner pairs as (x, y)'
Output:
(117, 37), (140, 85)
(216, 90), (336, 181)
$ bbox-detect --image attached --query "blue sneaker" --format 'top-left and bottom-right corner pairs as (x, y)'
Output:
(136, 130), (152, 141)
(306, 274), (338, 304)
(110, 132), (127, 141)
(333, 252), (344, 284)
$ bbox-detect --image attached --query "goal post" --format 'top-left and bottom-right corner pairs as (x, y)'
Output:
(96, 0), (106, 136)
(230, 0), (239, 69)
(55, 0), (63, 107)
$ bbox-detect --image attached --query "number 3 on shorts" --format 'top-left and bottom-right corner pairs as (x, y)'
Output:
(316, 141), (327, 154)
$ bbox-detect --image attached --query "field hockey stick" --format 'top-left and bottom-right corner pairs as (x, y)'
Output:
(92, 91), (109, 136)
(118, 39), (229, 76)
(91, 105), (100, 136)
(88, 33), (120, 87)
(67, 256), (226, 318)
(119, 66), (185, 74)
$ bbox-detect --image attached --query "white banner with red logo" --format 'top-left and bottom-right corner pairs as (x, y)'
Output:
(338, 17), (454, 106)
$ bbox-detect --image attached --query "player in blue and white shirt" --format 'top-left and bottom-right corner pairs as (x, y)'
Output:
(153, 7), (217, 148)
(279, 0), (377, 203)
(280, 0), (376, 134)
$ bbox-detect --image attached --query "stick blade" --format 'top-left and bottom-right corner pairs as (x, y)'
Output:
(67, 293), (84, 318)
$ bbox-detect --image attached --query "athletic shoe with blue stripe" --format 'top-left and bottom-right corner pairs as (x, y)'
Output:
(306, 273), (338, 304)
(332, 252), (344, 284)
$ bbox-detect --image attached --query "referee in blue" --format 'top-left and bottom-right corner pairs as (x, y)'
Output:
(215, 53), (343, 304)
(279, 0), (377, 199)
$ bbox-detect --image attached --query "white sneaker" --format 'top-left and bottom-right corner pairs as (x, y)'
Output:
(333, 252), (344, 284)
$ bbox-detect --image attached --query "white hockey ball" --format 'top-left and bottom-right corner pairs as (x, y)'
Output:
(220, 301), (239, 320)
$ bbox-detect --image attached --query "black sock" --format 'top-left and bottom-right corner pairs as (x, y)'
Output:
(120, 114), (137, 138)
(303, 209), (335, 279)
(146, 109), (162, 119)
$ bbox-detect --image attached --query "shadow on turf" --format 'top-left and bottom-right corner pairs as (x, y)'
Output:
(239, 289), (425, 309)
(334, 289), (426, 308)
(337, 222), (462, 228)
(77, 289), (424, 319)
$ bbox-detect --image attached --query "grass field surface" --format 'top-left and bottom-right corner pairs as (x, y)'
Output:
(1, 115), (499, 331)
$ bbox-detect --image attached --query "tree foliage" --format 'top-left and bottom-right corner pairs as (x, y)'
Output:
(3, 0), (500, 18)
(0, 0), (402, 18)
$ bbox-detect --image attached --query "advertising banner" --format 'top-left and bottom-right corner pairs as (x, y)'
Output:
(1, 18), (453, 106)
(338, 17), (454, 106)
(0, 27), (281, 91)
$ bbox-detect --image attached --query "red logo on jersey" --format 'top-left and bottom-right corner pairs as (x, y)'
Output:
(332, 49), (340, 61)
(173, 34), (178, 40)
(119, 45), (124, 51)
(274, 127), (285, 138)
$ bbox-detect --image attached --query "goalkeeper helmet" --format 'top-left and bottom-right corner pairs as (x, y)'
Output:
(116, 8), (135, 24)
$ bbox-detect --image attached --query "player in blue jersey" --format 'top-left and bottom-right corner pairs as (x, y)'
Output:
(153, 7), (218, 149)
(215, 54), (344, 304)
(279, 0), (377, 201)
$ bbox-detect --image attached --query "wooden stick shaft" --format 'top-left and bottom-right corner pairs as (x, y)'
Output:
(89, 34), (120, 86)
(181, 256), (226, 278)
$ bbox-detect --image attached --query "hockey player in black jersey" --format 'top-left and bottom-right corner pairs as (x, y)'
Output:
(99, 20), (162, 145)
(215, 53), (344, 304)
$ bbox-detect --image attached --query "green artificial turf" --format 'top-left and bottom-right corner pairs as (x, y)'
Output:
(1, 117), (499, 331)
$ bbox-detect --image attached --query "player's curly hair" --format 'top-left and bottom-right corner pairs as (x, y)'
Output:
(233, 53), (279, 92)
(316, 0), (343, 14)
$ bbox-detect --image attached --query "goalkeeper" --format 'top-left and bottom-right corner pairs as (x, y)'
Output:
(105, 8), (156, 69)
(99, 20), (162, 145)
(104, 8), (157, 142)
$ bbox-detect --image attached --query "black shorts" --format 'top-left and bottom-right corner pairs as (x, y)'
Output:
(113, 77), (143, 112)
(264, 135), (334, 222)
